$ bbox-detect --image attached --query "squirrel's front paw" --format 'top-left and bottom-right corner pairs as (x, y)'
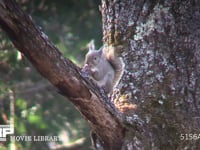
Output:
(82, 64), (91, 73)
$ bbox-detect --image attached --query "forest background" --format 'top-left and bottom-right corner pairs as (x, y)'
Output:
(0, 0), (101, 149)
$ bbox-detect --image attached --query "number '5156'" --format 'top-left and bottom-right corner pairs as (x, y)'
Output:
(180, 134), (200, 140)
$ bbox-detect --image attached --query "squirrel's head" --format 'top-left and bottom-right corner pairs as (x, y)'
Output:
(85, 49), (102, 67)
(85, 40), (103, 67)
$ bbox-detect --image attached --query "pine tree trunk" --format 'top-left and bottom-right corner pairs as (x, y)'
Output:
(1, 0), (200, 149)
(102, 0), (200, 149)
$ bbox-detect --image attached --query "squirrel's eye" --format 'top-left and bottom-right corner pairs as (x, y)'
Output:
(94, 57), (97, 60)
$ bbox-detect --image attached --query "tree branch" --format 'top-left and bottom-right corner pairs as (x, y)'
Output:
(0, 0), (125, 149)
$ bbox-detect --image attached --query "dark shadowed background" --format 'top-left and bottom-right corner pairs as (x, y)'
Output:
(0, 0), (101, 149)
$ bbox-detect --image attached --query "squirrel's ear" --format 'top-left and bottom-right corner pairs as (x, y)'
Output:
(98, 46), (103, 55)
(88, 40), (95, 51)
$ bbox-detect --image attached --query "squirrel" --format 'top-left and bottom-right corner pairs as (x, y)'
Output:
(82, 40), (124, 94)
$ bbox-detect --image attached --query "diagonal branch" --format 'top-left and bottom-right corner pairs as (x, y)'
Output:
(0, 0), (125, 149)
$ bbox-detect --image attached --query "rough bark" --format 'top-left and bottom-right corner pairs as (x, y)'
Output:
(0, 0), (124, 149)
(1, 0), (200, 149)
(102, 0), (200, 149)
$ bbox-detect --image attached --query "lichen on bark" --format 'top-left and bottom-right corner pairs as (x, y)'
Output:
(103, 0), (200, 149)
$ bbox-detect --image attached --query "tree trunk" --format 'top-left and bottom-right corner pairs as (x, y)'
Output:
(102, 0), (200, 149)
(1, 0), (200, 150)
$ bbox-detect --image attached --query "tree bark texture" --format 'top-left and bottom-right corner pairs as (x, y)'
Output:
(0, 0), (124, 149)
(102, 0), (200, 149)
(1, 0), (200, 149)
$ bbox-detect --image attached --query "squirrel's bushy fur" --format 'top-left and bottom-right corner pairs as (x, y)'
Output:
(83, 40), (124, 93)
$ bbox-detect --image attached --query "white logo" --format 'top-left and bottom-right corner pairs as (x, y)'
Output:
(0, 125), (14, 141)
